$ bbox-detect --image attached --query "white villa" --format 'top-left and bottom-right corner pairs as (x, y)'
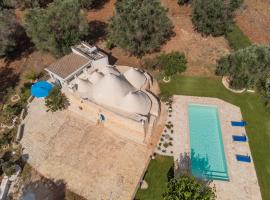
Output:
(45, 42), (160, 144)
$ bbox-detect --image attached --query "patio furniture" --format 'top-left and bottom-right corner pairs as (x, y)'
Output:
(236, 154), (251, 163)
(231, 121), (247, 127)
(232, 135), (247, 142)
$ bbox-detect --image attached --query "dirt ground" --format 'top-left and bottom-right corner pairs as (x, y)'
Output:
(236, 0), (270, 44)
(88, 0), (230, 76)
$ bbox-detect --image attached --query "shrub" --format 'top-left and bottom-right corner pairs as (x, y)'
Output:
(163, 175), (216, 200)
(158, 51), (187, 77)
(163, 142), (169, 148)
(108, 0), (172, 56)
(225, 24), (252, 50)
(24, 70), (38, 82)
(2, 161), (16, 177)
(159, 90), (173, 102)
(192, 0), (232, 36)
(45, 86), (68, 112)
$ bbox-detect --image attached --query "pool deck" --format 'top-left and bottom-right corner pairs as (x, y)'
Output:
(171, 95), (261, 200)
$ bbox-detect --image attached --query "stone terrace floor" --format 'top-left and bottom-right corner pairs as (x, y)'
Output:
(171, 95), (262, 200)
(21, 98), (153, 200)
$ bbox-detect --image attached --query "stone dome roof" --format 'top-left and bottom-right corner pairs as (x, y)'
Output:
(123, 68), (146, 89)
(120, 91), (151, 115)
(92, 73), (134, 106)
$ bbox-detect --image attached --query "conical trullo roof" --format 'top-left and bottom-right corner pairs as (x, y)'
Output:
(92, 73), (134, 106)
(120, 91), (151, 115)
(123, 68), (146, 89)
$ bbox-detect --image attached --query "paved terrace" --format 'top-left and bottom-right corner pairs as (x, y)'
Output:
(171, 95), (261, 200)
(21, 98), (159, 200)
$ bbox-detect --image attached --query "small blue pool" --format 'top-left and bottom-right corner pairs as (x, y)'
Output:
(31, 81), (53, 98)
(188, 104), (229, 181)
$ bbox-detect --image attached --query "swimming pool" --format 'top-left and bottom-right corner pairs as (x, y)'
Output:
(188, 104), (229, 181)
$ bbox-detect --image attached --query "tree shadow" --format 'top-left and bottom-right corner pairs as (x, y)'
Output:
(20, 177), (87, 200)
(90, 0), (109, 10)
(167, 166), (174, 182)
(21, 178), (66, 200)
(0, 67), (20, 103)
(176, 149), (212, 183)
(86, 20), (108, 43)
(4, 25), (34, 62)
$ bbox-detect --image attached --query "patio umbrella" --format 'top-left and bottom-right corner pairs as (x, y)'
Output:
(31, 81), (53, 98)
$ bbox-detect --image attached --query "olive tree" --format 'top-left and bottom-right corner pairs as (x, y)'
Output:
(24, 0), (89, 56)
(108, 0), (172, 56)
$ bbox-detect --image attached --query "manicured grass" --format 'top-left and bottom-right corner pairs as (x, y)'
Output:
(226, 24), (252, 50)
(159, 76), (270, 200)
(135, 155), (174, 200)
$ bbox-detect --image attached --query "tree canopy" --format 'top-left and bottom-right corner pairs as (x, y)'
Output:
(216, 45), (270, 90)
(108, 0), (172, 56)
(192, 0), (232, 36)
(24, 0), (88, 56)
(163, 175), (216, 200)
(19, 0), (54, 8)
(158, 51), (187, 77)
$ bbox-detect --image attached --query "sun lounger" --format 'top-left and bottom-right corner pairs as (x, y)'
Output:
(231, 121), (247, 127)
(236, 154), (251, 162)
(232, 135), (247, 142)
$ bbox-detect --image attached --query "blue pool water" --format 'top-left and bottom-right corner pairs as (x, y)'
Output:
(188, 104), (229, 181)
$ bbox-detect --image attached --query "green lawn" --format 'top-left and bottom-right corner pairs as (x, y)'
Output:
(158, 75), (270, 200)
(135, 155), (174, 200)
(225, 24), (252, 50)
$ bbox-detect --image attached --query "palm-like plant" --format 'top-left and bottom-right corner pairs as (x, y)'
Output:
(45, 86), (68, 112)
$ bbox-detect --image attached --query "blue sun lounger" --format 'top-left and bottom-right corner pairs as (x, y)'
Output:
(231, 121), (247, 127)
(232, 135), (247, 142)
(236, 154), (251, 163)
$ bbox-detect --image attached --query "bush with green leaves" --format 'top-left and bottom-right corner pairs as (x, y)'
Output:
(108, 0), (172, 56)
(45, 86), (68, 112)
(158, 51), (187, 77)
(163, 175), (216, 200)
(1, 160), (17, 176)
(24, 0), (88, 56)
(192, 0), (232, 36)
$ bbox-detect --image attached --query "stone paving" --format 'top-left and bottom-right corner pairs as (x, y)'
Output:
(171, 95), (262, 200)
(21, 98), (154, 200)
